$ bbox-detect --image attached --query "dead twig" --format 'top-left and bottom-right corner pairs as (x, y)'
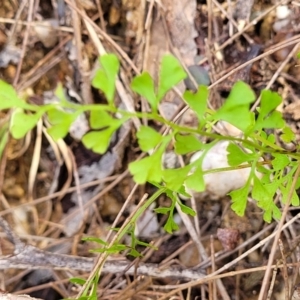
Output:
(0, 214), (205, 280)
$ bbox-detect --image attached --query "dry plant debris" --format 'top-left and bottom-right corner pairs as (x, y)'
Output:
(0, 1), (300, 300)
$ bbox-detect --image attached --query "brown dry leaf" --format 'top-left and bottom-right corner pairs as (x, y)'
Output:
(163, 0), (197, 66)
(285, 101), (300, 120)
(144, 0), (197, 120)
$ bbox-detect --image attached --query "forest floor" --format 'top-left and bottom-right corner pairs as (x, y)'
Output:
(1, 0), (300, 299)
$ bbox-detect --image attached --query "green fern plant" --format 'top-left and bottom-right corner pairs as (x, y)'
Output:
(1, 53), (299, 299)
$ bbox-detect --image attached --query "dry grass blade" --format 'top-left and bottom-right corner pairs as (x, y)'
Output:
(27, 119), (42, 234)
(13, 0), (34, 87)
(279, 238), (289, 300)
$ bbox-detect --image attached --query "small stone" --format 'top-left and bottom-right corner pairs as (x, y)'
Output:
(184, 65), (210, 90)
(217, 228), (240, 251)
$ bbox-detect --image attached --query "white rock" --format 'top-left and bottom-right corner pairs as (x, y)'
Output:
(276, 5), (291, 20)
(189, 141), (256, 199)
